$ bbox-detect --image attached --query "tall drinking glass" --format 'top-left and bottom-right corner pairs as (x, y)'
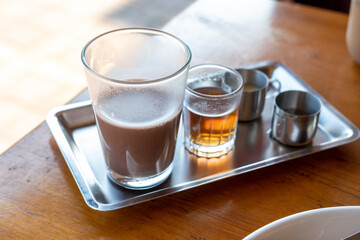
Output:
(81, 28), (191, 190)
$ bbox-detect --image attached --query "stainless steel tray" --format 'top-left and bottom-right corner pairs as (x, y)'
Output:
(46, 61), (360, 211)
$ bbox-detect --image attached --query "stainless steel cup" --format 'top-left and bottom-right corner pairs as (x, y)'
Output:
(237, 69), (269, 121)
(271, 90), (321, 146)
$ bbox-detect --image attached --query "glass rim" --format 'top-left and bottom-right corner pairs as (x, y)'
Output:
(186, 64), (244, 99)
(81, 27), (192, 85)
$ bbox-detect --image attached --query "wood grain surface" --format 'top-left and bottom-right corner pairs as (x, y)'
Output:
(1, 0), (360, 239)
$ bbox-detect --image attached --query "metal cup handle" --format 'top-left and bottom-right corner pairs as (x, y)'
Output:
(266, 78), (281, 99)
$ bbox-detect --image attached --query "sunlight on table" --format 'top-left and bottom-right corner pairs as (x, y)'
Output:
(0, 0), (194, 154)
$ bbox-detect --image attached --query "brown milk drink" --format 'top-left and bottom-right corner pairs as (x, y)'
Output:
(95, 88), (181, 178)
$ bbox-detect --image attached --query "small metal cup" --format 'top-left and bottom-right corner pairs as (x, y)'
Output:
(271, 90), (321, 146)
(237, 69), (269, 121)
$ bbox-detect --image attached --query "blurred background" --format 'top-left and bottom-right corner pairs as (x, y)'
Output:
(0, 0), (350, 154)
(0, 0), (195, 154)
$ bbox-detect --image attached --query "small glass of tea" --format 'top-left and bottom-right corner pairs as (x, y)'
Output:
(183, 64), (243, 157)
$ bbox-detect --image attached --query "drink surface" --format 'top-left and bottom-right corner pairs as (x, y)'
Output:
(97, 87), (179, 127)
(194, 87), (228, 95)
(95, 89), (180, 178)
(184, 86), (238, 147)
(244, 84), (261, 92)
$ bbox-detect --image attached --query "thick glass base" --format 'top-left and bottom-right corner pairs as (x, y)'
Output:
(184, 138), (235, 158)
(107, 163), (173, 190)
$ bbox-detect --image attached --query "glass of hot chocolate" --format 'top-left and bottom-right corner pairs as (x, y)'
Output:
(81, 28), (191, 190)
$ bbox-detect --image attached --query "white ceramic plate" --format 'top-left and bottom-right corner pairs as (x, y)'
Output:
(244, 206), (360, 240)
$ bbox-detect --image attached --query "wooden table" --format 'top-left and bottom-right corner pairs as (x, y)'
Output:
(1, 0), (360, 238)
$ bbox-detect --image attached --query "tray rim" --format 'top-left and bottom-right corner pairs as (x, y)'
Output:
(46, 61), (360, 211)
(47, 100), (100, 209)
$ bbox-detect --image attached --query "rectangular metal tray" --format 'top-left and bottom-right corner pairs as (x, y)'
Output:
(46, 61), (360, 211)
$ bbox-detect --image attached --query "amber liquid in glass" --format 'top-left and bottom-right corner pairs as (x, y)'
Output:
(183, 87), (238, 147)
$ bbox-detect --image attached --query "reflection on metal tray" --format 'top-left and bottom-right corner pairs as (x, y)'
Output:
(46, 61), (360, 211)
